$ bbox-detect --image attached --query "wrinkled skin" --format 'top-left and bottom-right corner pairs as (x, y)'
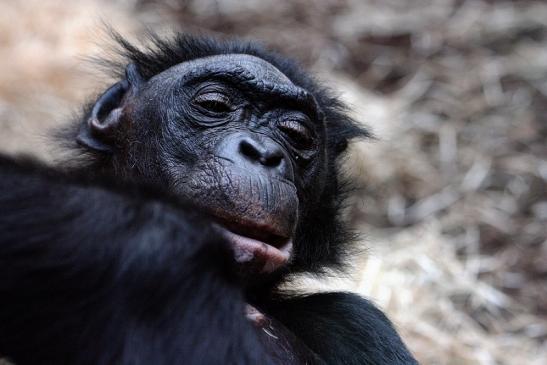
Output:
(81, 55), (328, 278)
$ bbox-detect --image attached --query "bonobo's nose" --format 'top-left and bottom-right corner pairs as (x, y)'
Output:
(239, 137), (284, 168)
(216, 132), (293, 181)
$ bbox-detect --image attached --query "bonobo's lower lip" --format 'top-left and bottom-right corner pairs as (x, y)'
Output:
(214, 225), (292, 273)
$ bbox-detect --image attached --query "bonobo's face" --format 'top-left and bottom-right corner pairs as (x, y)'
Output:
(124, 55), (327, 276)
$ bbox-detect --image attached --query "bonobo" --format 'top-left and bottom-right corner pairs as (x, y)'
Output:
(0, 33), (418, 364)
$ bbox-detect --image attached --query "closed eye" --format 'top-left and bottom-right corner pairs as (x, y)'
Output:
(193, 92), (233, 114)
(278, 120), (315, 150)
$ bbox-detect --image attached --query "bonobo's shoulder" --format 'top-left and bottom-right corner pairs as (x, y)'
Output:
(0, 154), (51, 173)
(267, 292), (419, 365)
(0, 154), (174, 207)
(272, 291), (392, 320)
(0, 154), (105, 191)
(0, 154), (70, 189)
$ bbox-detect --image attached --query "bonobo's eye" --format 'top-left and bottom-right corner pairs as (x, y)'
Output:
(192, 92), (233, 115)
(278, 119), (315, 150)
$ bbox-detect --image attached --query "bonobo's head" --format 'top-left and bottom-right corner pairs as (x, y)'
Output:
(74, 33), (368, 282)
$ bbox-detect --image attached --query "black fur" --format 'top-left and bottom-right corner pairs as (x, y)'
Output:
(0, 156), (271, 365)
(266, 293), (417, 364)
(93, 30), (371, 274)
(0, 33), (417, 365)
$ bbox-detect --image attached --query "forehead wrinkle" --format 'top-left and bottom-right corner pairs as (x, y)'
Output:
(155, 54), (290, 81)
(152, 53), (320, 119)
(156, 54), (304, 93)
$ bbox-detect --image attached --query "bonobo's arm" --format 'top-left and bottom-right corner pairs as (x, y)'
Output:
(266, 292), (419, 365)
(0, 156), (271, 365)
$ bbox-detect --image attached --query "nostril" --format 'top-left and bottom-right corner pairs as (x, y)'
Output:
(239, 138), (284, 168)
(239, 139), (262, 161)
(262, 154), (282, 167)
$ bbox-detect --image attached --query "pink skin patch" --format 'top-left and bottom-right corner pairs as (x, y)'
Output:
(217, 227), (293, 273)
(245, 304), (269, 327)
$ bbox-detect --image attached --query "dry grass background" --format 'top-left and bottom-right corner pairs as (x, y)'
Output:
(0, 0), (546, 364)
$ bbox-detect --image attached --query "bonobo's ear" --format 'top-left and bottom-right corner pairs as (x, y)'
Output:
(77, 63), (144, 153)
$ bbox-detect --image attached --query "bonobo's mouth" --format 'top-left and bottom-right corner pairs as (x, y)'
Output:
(178, 164), (299, 274)
(212, 217), (293, 273)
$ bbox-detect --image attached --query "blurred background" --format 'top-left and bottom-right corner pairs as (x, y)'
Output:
(0, 0), (546, 364)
